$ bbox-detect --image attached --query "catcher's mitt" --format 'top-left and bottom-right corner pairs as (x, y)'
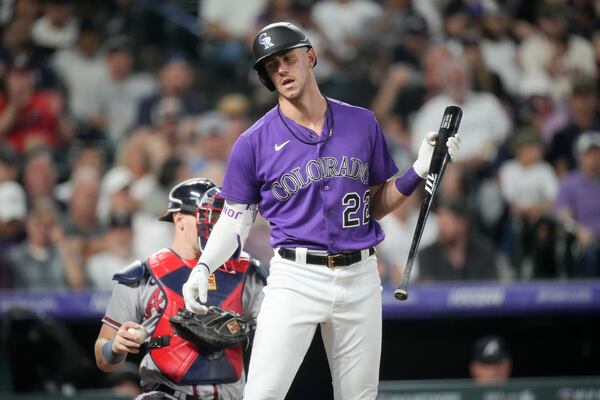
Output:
(169, 307), (253, 350)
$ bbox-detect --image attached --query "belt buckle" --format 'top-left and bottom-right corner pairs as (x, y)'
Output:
(327, 254), (342, 269)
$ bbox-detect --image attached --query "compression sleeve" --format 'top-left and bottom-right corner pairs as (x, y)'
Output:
(198, 200), (258, 273)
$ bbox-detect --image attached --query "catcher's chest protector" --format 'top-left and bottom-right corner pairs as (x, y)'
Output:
(146, 248), (249, 385)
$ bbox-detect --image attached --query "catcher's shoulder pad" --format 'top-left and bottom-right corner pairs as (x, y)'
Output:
(248, 258), (267, 284)
(113, 260), (149, 286)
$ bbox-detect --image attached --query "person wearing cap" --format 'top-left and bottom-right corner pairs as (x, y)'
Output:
(94, 178), (266, 399)
(418, 197), (500, 282)
(555, 131), (600, 277)
(499, 128), (559, 274)
(469, 335), (512, 384)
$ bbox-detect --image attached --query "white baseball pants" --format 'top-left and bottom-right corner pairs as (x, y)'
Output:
(243, 249), (382, 400)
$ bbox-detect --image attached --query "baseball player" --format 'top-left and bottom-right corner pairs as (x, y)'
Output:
(94, 178), (266, 400)
(183, 22), (461, 399)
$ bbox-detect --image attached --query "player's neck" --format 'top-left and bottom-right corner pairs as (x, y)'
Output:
(278, 82), (326, 133)
(171, 239), (201, 260)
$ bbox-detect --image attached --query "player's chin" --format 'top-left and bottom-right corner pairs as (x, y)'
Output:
(278, 86), (300, 100)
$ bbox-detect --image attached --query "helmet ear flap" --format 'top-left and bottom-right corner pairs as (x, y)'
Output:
(257, 67), (276, 92)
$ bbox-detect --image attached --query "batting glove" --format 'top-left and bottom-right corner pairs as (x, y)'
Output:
(413, 131), (461, 178)
(182, 263), (210, 314)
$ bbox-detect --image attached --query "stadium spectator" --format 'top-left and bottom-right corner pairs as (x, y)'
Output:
(418, 198), (500, 282)
(188, 111), (230, 175)
(555, 132), (600, 277)
(9, 0), (41, 25)
(479, 0), (520, 95)
(51, 19), (105, 121)
(311, 0), (382, 64)
(136, 53), (203, 127)
(61, 167), (105, 261)
(499, 128), (559, 276)
(518, 1), (596, 100)
(85, 36), (156, 143)
(469, 335), (512, 384)
(200, 0), (266, 86)
(377, 191), (438, 285)
(86, 213), (135, 290)
(55, 140), (106, 205)
(0, 181), (27, 287)
(461, 31), (511, 105)
(31, 0), (78, 51)
(0, 56), (63, 154)
(0, 147), (19, 183)
(411, 57), (511, 171)
(22, 148), (64, 211)
(8, 199), (85, 289)
(547, 77), (600, 175)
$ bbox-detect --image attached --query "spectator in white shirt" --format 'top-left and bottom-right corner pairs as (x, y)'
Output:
(85, 36), (156, 144)
(31, 0), (78, 51)
(51, 20), (106, 120)
(411, 57), (511, 170)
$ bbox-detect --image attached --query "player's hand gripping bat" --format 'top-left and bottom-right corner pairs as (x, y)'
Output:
(394, 105), (463, 301)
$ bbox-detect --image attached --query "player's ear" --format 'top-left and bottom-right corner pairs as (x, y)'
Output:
(307, 48), (317, 68)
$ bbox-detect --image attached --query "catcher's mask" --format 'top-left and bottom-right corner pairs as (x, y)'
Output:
(197, 186), (225, 251)
(159, 178), (216, 222)
(252, 22), (315, 91)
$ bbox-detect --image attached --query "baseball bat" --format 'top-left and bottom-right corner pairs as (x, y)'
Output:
(394, 105), (463, 301)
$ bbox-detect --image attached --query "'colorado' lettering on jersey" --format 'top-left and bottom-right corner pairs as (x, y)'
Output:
(220, 98), (399, 253)
(271, 156), (369, 201)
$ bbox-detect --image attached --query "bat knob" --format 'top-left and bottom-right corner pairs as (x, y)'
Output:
(394, 288), (408, 301)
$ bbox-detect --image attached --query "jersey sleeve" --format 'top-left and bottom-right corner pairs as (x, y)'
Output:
(102, 282), (143, 330)
(220, 135), (261, 204)
(368, 115), (399, 186)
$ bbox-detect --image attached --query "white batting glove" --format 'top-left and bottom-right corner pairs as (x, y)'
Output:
(413, 132), (461, 178)
(182, 263), (209, 314)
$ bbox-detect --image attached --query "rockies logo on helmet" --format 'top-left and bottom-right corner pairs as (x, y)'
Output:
(258, 32), (274, 50)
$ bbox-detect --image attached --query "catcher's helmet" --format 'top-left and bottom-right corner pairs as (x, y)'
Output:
(196, 186), (225, 251)
(252, 22), (314, 91)
(158, 178), (216, 222)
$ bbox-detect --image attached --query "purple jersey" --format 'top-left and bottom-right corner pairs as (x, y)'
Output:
(221, 98), (398, 252)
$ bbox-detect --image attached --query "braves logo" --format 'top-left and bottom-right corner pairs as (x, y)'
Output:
(144, 288), (166, 319)
(424, 173), (438, 195)
(258, 32), (274, 49)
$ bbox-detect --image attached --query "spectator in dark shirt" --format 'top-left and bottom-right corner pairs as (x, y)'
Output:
(547, 77), (600, 175)
(418, 198), (499, 282)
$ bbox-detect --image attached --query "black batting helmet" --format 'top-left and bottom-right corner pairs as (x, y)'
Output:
(252, 22), (314, 91)
(158, 178), (216, 222)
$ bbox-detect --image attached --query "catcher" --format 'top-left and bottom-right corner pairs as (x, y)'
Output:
(94, 178), (266, 400)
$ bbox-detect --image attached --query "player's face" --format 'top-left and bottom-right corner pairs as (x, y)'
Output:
(263, 47), (315, 99)
(175, 212), (201, 250)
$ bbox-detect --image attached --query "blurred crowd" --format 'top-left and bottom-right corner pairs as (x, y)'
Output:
(0, 0), (598, 292)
